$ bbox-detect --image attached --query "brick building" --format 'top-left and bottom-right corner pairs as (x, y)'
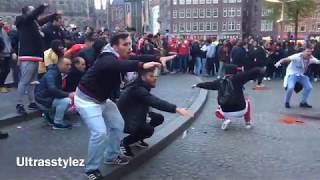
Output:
(163, 0), (261, 39)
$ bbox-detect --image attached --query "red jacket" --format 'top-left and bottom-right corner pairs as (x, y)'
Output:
(178, 43), (189, 56)
(168, 40), (178, 54)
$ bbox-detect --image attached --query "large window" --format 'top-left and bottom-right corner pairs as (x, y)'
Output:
(212, 22), (218, 31)
(261, 20), (273, 32)
(199, 8), (205, 18)
(206, 8), (211, 18)
(212, 0), (218, 3)
(193, 8), (199, 18)
(179, 9), (185, 18)
(236, 22), (241, 30)
(206, 22), (211, 31)
(206, 0), (211, 4)
(212, 8), (218, 17)
(193, 22), (199, 32)
(199, 22), (205, 31)
(193, 0), (199, 4)
(179, 23), (185, 32)
(173, 23), (178, 32)
(222, 22), (227, 31)
(173, 0), (177, 5)
(186, 0), (192, 4)
(200, 0), (205, 4)
(223, 8), (227, 17)
(228, 21), (235, 31)
(237, 8), (241, 16)
(179, 0), (185, 4)
(186, 8), (192, 18)
(230, 7), (235, 17)
(186, 22), (192, 32)
(173, 10), (178, 18)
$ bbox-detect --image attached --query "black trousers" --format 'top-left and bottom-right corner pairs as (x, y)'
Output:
(123, 112), (164, 146)
(0, 57), (11, 86)
(206, 58), (215, 76)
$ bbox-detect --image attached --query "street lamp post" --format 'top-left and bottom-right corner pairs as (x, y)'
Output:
(265, 0), (297, 41)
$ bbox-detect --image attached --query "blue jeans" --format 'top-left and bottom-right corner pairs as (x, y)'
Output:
(75, 89), (124, 172)
(285, 75), (312, 104)
(194, 57), (202, 76)
(52, 98), (70, 124)
(178, 55), (188, 72)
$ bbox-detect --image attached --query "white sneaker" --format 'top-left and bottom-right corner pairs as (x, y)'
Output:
(221, 119), (231, 130)
(267, 77), (271, 81)
(314, 78), (318, 82)
(263, 77), (267, 81)
(245, 122), (252, 129)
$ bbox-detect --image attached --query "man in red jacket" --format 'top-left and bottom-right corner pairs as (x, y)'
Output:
(177, 39), (189, 73)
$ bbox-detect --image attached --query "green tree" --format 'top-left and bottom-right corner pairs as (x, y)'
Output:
(264, 0), (316, 42)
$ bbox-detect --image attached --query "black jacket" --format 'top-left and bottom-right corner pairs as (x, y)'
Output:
(191, 43), (201, 57)
(16, 5), (56, 58)
(65, 66), (84, 92)
(252, 46), (267, 67)
(117, 79), (177, 133)
(35, 65), (69, 108)
(196, 68), (261, 112)
(79, 52), (159, 102)
(42, 23), (65, 50)
(231, 46), (246, 67)
(77, 47), (96, 70)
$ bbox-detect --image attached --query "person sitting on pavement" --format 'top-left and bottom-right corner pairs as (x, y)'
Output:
(0, 130), (8, 139)
(117, 68), (193, 157)
(275, 46), (320, 109)
(35, 58), (73, 130)
(193, 64), (266, 130)
(65, 57), (86, 92)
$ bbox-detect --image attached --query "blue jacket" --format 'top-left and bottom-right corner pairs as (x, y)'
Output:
(35, 65), (69, 108)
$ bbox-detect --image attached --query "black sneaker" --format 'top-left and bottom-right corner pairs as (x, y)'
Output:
(104, 156), (129, 165)
(52, 123), (72, 130)
(0, 131), (8, 139)
(135, 140), (149, 148)
(85, 169), (102, 180)
(42, 113), (54, 126)
(300, 103), (312, 108)
(285, 102), (291, 109)
(16, 104), (27, 115)
(120, 143), (134, 158)
(28, 102), (39, 110)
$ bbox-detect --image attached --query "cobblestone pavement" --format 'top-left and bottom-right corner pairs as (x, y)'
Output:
(0, 74), (200, 180)
(123, 80), (320, 180)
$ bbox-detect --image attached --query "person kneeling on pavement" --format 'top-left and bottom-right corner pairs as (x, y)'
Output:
(35, 58), (73, 130)
(117, 68), (193, 157)
(193, 64), (266, 130)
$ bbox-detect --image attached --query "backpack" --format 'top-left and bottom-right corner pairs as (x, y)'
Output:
(218, 77), (236, 106)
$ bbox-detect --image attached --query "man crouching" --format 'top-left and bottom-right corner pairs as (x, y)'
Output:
(117, 68), (193, 157)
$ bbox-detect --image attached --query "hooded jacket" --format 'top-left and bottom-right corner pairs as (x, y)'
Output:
(79, 44), (160, 102)
(117, 79), (177, 134)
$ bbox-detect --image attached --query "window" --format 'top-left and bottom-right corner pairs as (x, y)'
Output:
(193, 22), (199, 31)
(186, 22), (192, 32)
(261, 20), (274, 32)
(223, 8), (227, 17)
(237, 8), (241, 16)
(173, 10), (178, 18)
(212, 8), (218, 17)
(179, 22), (185, 32)
(200, 0), (205, 4)
(230, 7), (235, 17)
(222, 22), (227, 31)
(199, 22), (205, 31)
(186, 9), (192, 18)
(212, 0), (218, 3)
(206, 22), (211, 31)
(228, 21), (235, 31)
(179, 9), (185, 18)
(236, 22), (241, 30)
(299, 24), (306, 32)
(186, 0), (192, 4)
(229, 0), (236, 3)
(237, 0), (241, 2)
(206, 8), (211, 18)
(206, 0), (211, 4)
(193, 0), (199, 4)
(193, 8), (198, 18)
(262, 8), (273, 17)
(199, 8), (205, 18)
(173, 0), (177, 5)
(223, 0), (228, 3)
(179, 0), (185, 4)
(173, 23), (178, 32)
(212, 22), (218, 31)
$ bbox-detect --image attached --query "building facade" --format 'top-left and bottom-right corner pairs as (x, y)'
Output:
(163, 0), (261, 39)
(0, 0), (96, 29)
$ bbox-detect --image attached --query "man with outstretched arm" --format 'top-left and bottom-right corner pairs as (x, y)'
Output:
(275, 46), (320, 108)
(74, 33), (176, 180)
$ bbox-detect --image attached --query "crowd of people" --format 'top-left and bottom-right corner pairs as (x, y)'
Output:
(1, 3), (320, 180)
